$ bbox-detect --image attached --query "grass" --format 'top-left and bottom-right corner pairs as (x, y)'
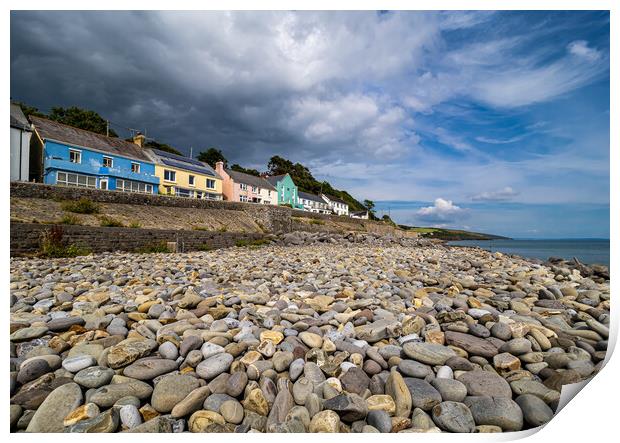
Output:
(197, 244), (214, 251)
(135, 242), (170, 254)
(309, 219), (325, 225)
(38, 226), (91, 258)
(129, 221), (142, 228)
(58, 214), (82, 225)
(192, 226), (209, 231)
(99, 216), (124, 227)
(61, 198), (100, 214)
(217, 226), (228, 232)
(235, 238), (271, 248)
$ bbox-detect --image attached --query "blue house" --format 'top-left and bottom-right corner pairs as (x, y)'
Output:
(29, 116), (159, 193)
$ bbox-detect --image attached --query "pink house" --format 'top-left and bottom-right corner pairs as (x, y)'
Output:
(215, 161), (277, 205)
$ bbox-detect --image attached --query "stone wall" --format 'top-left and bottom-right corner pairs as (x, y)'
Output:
(10, 222), (266, 256)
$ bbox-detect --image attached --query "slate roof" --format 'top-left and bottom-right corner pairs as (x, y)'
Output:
(264, 174), (289, 186)
(30, 116), (152, 162)
(323, 193), (348, 205)
(10, 103), (31, 130)
(147, 148), (220, 178)
(227, 169), (275, 190)
(298, 191), (326, 204)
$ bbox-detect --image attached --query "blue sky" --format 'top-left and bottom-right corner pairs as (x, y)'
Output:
(11, 11), (610, 238)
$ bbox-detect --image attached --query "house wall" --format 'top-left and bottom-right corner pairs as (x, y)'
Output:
(154, 164), (222, 198)
(42, 140), (159, 192)
(276, 175), (302, 208)
(235, 183), (277, 204)
(10, 126), (31, 181)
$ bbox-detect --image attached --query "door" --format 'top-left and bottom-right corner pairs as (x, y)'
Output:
(99, 179), (108, 190)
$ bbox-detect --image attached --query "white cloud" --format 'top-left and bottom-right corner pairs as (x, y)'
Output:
(416, 198), (469, 222)
(471, 187), (520, 201)
(475, 135), (526, 144)
(567, 40), (601, 61)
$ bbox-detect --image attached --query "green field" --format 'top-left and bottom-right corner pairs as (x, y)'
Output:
(399, 225), (509, 241)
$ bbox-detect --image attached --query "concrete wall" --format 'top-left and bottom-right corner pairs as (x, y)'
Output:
(10, 222), (266, 256)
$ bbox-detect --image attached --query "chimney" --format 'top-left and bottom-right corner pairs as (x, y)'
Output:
(215, 161), (224, 174)
(133, 132), (145, 148)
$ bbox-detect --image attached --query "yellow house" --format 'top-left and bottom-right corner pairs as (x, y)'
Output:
(144, 146), (223, 199)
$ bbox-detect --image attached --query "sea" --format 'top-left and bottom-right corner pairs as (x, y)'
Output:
(447, 239), (610, 267)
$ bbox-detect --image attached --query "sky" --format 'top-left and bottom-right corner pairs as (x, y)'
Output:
(10, 11), (610, 238)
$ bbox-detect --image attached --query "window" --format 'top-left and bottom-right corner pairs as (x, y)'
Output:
(239, 183), (248, 191)
(69, 149), (81, 164)
(240, 195), (248, 202)
(188, 175), (195, 186)
(195, 191), (204, 199)
(57, 171), (96, 188)
(131, 162), (140, 173)
(102, 156), (113, 168)
(116, 179), (153, 194)
(164, 169), (176, 182)
(177, 188), (191, 198)
(206, 179), (216, 189)
(251, 186), (257, 193)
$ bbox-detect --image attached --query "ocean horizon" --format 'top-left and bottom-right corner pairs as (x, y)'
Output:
(447, 238), (609, 266)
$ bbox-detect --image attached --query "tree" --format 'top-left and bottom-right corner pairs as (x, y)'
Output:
(198, 148), (227, 167)
(15, 102), (46, 119)
(48, 106), (118, 137)
(267, 155), (294, 176)
(363, 200), (375, 211)
(231, 164), (260, 176)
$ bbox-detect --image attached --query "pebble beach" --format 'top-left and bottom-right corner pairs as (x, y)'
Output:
(9, 233), (610, 433)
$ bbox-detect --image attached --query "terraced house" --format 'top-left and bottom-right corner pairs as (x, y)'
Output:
(298, 191), (330, 214)
(145, 148), (222, 199)
(265, 173), (303, 209)
(321, 193), (349, 216)
(29, 116), (159, 193)
(215, 162), (277, 204)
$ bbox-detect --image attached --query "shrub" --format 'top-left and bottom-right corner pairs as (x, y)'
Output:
(309, 219), (325, 225)
(135, 242), (170, 254)
(193, 226), (209, 231)
(218, 226), (228, 232)
(61, 198), (99, 214)
(99, 216), (124, 227)
(197, 244), (214, 251)
(129, 221), (142, 228)
(38, 226), (90, 258)
(235, 238), (271, 248)
(59, 214), (81, 225)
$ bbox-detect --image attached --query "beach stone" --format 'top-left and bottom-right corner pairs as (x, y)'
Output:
(457, 371), (512, 398)
(445, 331), (498, 358)
(402, 342), (457, 365)
(493, 353), (521, 372)
(26, 382), (83, 432)
(196, 353), (233, 380)
(515, 394), (554, 427)
(120, 404), (142, 429)
(491, 323), (513, 340)
(220, 400), (245, 424)
(152, 374), (201, 413)
(201, 342), (225, 359)
(89, 381), (153, 407)
(385, 370), (412, 418)
(159, 342), (179, 360)
(188, 410), (225, 432)
(340, 367), (370, 395)
(266, 389), (295, 429)
(366, 394), (396, 415)
(107, 339), (157, 369)
(323, 393), (368, 422)
(62, 355), (96, 373)
(366, 410), (392, 433)
(63, 403), (100, 426)
(431, 378), (467, 402)
(74, 366), (115, 389)
(398, 360), (432, 378)
(243, 388), (269, 416)
(171, 386), (211, 418)
(226, 371), (248, 397)
(500, 338), (532, 355)
(309, 410), (340, 433)
(403, 378), (442, 411)
(180, 336), (203, 356)
(67, 408), (119, 433)
(465, 396), (524, 432)
(11, 327), (48, 342)
(17, 359), (52, 384)
(431, 401), (476, 433)
(10, 404), (22, 429)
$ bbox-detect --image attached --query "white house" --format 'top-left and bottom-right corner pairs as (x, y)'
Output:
(350, 210), (369, 219)
(321, 193), (349, 216)
(298, 191), (331, 214)
(10, 102), (33, 181)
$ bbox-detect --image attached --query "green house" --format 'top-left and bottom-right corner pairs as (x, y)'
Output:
(265, 173), (303, 209)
